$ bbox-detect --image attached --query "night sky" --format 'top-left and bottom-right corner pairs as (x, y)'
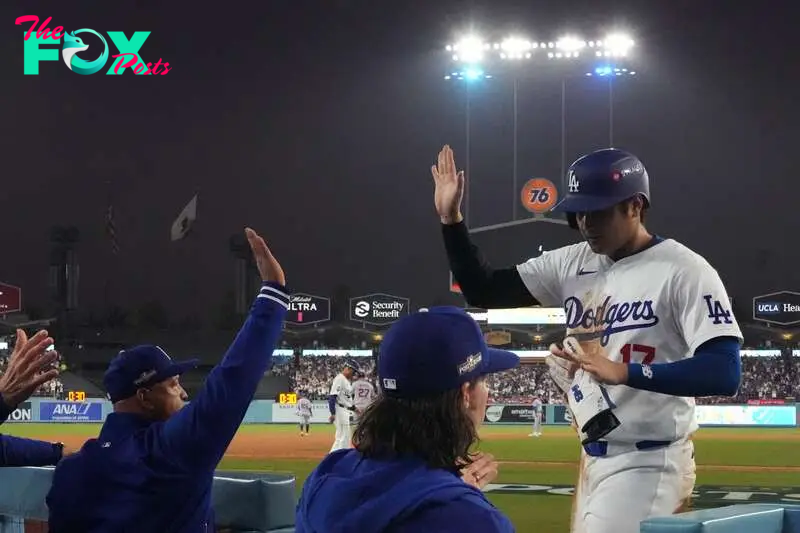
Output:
(1, 0), (798, 324)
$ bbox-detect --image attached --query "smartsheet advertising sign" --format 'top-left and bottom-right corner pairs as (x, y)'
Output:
(753, 291), (800, 326)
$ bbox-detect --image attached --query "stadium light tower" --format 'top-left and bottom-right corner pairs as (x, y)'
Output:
(443, 35), (493, 227)
(444, 31), (638, 232)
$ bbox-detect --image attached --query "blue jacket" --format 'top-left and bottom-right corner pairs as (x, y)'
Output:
(296, 449), (515, 533)
(1, 400), (63, 467)
(46, 282), (289, 533)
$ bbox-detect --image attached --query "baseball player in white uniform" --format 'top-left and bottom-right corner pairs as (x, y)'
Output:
(328, 360), (359, 453)
(432, 145), (743, 533)
(296, 396), (313, 436)
(351, 373), (376, 427)
(529, 395), (543, 437)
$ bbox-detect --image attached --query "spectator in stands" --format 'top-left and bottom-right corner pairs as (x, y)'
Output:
(46, 228), (289, 533)
(0, 329), (68, 466)
(296, 307), (519, 533)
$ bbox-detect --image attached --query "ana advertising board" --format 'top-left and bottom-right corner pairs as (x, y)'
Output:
(349, 293), (410, 326)
(753, 291), (800, 326)
(39, 401), (103, 422)
(286, 293), (331, 326)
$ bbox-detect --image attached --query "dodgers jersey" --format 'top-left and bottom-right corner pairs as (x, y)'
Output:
(352, 380), (376, 410)
(297, 398), (313, 417)
(517, 238), (743, 444)
(330, 373), (354, 421)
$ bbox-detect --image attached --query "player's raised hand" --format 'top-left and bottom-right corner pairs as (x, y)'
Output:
(245, 228), (286, 285)
(431, 145), (465, 224)
(0, 329), (59, 408)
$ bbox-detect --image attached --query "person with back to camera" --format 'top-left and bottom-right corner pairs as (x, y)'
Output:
(431, 145), (741, 533)
(0, 329), (71, 466)
(46, 228), (290, 533)
(295, 306), (519, 533)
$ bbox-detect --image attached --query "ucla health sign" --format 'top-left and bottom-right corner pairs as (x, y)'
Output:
(40, 401), (103, 422)
(753, 291), (800, 326)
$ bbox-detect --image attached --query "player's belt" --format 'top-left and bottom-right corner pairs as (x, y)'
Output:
(583, 439), (672, 457)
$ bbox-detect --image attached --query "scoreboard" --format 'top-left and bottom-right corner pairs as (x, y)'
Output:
(67, 390), (86, 402)
(277, 392), (298, 404)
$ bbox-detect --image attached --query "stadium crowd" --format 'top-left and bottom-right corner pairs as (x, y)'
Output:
(272, 352), (798, 405)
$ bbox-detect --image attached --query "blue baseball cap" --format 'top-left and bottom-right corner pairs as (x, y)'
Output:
(103, 345), (198, 403)
(378, 306), (519, 397)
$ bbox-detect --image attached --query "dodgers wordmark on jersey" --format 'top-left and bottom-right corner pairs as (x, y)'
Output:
(517, 239), (743, 444)
(330, 373), (354, 420)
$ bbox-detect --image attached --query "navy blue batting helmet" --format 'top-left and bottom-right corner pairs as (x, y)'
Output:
(551, 148), (650, 228)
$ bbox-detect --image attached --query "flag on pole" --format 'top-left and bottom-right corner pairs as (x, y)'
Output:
(106, 204), (120, 254)
(171, 194), (198, 241)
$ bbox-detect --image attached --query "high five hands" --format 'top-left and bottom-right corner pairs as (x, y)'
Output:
(431, 145), (465, 225)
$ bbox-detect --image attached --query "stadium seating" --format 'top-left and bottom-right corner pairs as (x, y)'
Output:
(640, 504), (800, 533)
(0, 467), (297, 532)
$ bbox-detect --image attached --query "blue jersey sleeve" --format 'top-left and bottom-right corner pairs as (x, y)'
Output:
(154, 282), (289, 470)
(626, 336), (741, 397)
(0, 434), (62, 466)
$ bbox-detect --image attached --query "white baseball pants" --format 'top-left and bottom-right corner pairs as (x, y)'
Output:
(571, 439), (696, 533)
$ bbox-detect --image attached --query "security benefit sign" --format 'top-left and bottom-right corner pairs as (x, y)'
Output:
(286, 293), (331, 326)
(753, 291), (800, 326)
(40, 401), (103, 422)
(350, 293), (410, 326)
(4, 402), (32, 423)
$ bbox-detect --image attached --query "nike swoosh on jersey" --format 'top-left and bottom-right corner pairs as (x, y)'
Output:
(577, 268), (597, 275)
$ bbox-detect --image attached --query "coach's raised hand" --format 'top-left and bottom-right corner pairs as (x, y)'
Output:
(245, 227), (286, 285)
(0, 329), (59, 410)
(431, 144), (465, 225)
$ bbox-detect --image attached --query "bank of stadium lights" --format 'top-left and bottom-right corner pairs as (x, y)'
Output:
(586, 66), (636, 77)
(445, 33), (635, 62)
(443, 67), (493, 81)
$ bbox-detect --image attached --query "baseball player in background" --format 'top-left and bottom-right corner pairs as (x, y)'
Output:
(296, 395), (313, 436)
(529, 394), (543, 437)
(351, 371), (376, 428)
(328, 360), (359, 452)
(433, 145), (742, 533)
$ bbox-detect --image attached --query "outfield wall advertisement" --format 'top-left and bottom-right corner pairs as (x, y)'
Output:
(3, 402), (32, 423)
(271, 401), (331, 424)
(9, 399), (797, 427)
(527, 404), (797, 428)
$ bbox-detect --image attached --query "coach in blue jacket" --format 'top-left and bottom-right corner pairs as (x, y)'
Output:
(0, 329), (66, 466)
(296, 307), (519, 533)
(46, 228), (289, 533)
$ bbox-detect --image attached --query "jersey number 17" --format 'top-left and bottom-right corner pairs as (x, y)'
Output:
(620, 343), (655, 365)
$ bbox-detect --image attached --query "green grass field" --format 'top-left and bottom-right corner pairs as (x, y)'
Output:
(4, 423), (799, 531)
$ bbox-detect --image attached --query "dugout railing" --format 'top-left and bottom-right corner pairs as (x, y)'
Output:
(0, 467), (296, 532)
